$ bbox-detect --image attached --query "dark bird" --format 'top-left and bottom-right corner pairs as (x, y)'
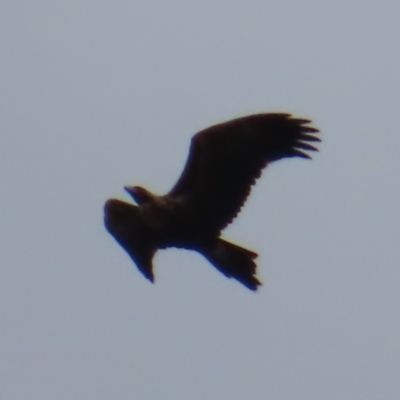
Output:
(104, 113), (320, 290)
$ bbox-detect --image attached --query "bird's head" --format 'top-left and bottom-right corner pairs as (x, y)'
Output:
(124, 186), (155, 205)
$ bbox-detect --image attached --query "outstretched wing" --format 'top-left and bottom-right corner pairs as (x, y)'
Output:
(104, 199), (157, 282)
(168, 113), (320, 232)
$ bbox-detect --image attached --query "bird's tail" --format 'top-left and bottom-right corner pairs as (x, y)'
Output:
(202, 239), (262, 291)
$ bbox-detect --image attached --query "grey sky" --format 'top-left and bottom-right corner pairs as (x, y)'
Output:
(1, 1), (400, 399)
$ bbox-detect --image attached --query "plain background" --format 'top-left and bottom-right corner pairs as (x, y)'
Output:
(1, 1), (400, 399)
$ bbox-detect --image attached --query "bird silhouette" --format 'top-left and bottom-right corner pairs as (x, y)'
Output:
(104, 113), (320, 290)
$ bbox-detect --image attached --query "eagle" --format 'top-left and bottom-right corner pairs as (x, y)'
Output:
(104, 113), (320, 290)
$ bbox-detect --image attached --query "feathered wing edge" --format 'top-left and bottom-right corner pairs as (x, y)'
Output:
(287, 116), (320, 159)
(167, 113), (320, 232)
(168, 113), (320, 198)
(104, 199), (157, 283)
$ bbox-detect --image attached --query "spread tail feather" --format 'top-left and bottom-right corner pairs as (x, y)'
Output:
(202, 239), (262, 291)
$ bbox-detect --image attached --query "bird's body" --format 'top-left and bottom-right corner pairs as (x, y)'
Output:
(104, 113), (320, 290)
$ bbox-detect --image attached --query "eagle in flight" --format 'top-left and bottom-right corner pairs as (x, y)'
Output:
(104, 113), (320, 290)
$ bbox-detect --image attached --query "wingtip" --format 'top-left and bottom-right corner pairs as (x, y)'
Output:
(299, 133), (321, 142)
(248, 278), (263, 291)
(140, 269), (155, 283)
(296, 141), (319, 152)
(294, 121), (321, 158)
(239, 274), (262, 291)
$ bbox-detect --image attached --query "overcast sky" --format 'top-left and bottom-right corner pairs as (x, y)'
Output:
(1, 1), (400, 399)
